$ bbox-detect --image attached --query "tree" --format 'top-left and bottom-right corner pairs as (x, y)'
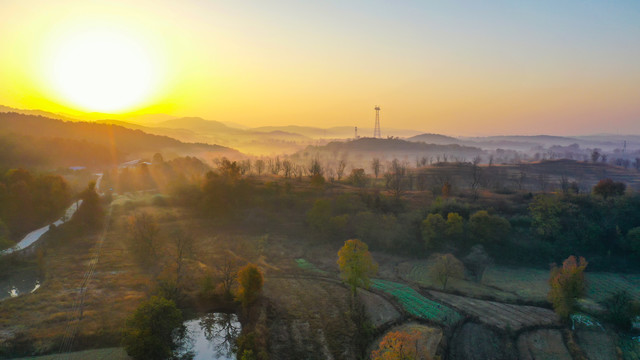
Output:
(336, 159), (347, 181)
(128, 211), (160, 264)
(74, 181), (103, 229)
(371, 329), (430, 360)
(529, 195), (565, 241)
(217, 258), (238, 301)
(371, 158), (381, 179)
(469, 156), (482, 200)
(236, 264), (264, 307)
(171, 229), (195, 287)
(468, 210), (511, 243)
(386, 159), (406, 199)
(122, 296), (183, 360)
(421, 213), (446, 250)
(429, 253), (464, 290)
(254, 159), (265, 176)
(348, 168), (367, 187)
(445, 212), (464, 244)
(463, 245), (492, 282)
(627, 227), (640, 257)
(593, 178), (626, 199)
(337, 239), (379, 295)
(548, 255), (588, 319)
(441, 181), (451, 198)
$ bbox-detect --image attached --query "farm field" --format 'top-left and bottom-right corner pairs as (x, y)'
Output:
(426, 290), (560, 331)
(478, 266), (640, 304)
(399, 261), (521, 302)
(517, 329), (572, 360)
(370, 279), (463, 326)
(263, 277), (361, 360)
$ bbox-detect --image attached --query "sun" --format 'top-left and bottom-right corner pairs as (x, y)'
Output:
(48, 28), (157, 113)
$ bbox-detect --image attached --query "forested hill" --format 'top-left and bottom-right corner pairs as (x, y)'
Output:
(0, 113), (240, 168)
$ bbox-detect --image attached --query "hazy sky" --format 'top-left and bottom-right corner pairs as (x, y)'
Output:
(1, 0), (639, 135)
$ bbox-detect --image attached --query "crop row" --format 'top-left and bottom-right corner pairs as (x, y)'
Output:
(370, 279), (462, 326)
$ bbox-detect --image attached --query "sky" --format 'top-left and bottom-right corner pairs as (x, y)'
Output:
(1, 0), (639, 135)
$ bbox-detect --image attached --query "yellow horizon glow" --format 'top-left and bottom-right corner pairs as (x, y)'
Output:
(1, 1), (639, 135)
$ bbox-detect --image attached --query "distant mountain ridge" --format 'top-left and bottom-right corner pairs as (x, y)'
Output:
(0, 113), (239, 168)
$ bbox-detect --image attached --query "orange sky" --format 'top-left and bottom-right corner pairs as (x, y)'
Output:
(1, 0), (639, 135)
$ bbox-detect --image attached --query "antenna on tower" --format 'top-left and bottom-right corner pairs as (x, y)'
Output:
(373, 105), (381, 138)
(355, 126), (359, 139)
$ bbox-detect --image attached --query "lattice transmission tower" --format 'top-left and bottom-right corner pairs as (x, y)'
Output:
(373, 105), (381, 138)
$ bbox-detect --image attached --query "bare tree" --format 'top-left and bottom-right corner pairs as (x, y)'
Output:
(470, 156), (482, 200)
(371, 158), (381, 179)
(336, 159), (347, 181)
(216, 257), (237, 301)
(171, 229), (195, 286)
(386, 159), (406, 199)
(128, 211), (160, 263)
(309, 158), (324, 177)
(254, 159), (265, 176)
(282, 159), (293, 178)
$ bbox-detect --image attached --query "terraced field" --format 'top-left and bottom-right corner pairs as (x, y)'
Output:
(482, 266), (640, 304)
(370, 279), (463, 326)
(587, 273), (640, 303)
(427, 290), (560, 331)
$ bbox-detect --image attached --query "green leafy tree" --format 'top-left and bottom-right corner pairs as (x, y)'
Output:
(627, 227), (640, 256)
(74, 181), (103, 228)
(236, 264), (264, 307)
(529, 195), (566, 241)
(337, 239), (379, 295)
(421, 213), (446, 250)
(468, 210), (510, 243)
(445, 212), (464, 244)
(548, 255), (588, 319)
(122, 296), (183, 360)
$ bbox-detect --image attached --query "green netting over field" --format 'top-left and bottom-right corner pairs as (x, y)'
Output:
(295, 258), (328, 275)
(370, 279), (463, 326)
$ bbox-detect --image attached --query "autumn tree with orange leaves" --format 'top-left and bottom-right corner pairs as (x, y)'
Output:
(548, 255), (588, 319)
(371, 329), (431, 360)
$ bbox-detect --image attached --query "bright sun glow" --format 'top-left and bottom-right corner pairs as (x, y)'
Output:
(48, 28), (156, 113)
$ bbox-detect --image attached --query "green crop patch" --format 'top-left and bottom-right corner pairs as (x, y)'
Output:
(295, 258), (328, 275)
(370, 279), (463, 326)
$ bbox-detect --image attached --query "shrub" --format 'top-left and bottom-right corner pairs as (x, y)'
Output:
(122, 296), (183, 360)
(602, 291), (637, 331)
(236, 264), (264, 307)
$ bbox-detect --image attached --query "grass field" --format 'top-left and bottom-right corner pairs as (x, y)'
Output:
(620, 336), (640, 360)
(401, 261), (521, 302)
(370, 279), (463, 326)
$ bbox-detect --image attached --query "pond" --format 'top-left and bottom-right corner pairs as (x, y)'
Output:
(176, 312), (242, 360)
(0, 269), (40, 301)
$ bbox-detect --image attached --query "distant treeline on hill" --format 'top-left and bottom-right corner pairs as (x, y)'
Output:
(0, 112), (239, 169)
(305, 137), (483, 157)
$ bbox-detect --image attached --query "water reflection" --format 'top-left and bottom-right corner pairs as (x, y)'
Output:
(176, 312), (241, 360)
